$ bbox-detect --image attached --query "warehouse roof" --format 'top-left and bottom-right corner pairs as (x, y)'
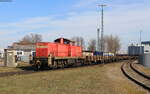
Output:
(13, 42), (36, 45)
(8, 42), (36, 50)
(142, 41), (150, 45)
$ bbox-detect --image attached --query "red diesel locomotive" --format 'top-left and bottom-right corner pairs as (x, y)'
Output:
(36, 38), (82, 57)
(30, 38), (84, 70)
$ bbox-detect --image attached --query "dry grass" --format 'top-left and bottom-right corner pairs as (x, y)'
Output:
(0, 62), (149, 94)
(0, 62), (31, 73)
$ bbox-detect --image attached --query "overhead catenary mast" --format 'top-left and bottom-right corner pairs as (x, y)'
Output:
(98, 4), (107, 52)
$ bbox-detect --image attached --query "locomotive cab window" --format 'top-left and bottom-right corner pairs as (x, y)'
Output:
(64, 41), (70, 44)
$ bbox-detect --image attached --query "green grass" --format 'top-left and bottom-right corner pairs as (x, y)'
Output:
(0, 62), (148, 94)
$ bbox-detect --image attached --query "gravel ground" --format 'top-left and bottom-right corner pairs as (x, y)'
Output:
(133, 63), (150, 75)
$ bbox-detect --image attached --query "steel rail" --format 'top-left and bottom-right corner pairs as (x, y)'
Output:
(121, 62), (150, 92)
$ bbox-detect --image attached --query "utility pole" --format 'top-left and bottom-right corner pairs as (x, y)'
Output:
(98, 4), (107, 52)
(140, 30), (142, 45)
(139, 30), (142, 55)
(97, 28), (100, 51)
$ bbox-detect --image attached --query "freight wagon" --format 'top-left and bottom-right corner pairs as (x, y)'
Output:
(30, 38), (137, 70)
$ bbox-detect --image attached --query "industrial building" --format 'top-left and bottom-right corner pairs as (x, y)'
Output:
(139, 53), (150, 68)
(139, 41), (150, 68)
(128, 41), (150, 55)
(141, 41), (150, 53)
(128, 45), (144, 55)
(7, 42), (36, 63)
(129, 41), (150, 67)
(0, 48), (4, 58)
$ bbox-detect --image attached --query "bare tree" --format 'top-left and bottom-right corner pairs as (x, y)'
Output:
(105, 35), (113, 53)
(105, 35), (121, 54)
(87, 39), (96, 51)
(113, 36), (121, 54)
(20, 33), (42, 43)
(72, 36), (85, 50)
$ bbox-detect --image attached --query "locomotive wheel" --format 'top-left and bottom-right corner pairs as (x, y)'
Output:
(33, 64), (41, 71)
(52, 61), (58, 69)
(61, 63), (65, 69)
(33, 60), (42, 71)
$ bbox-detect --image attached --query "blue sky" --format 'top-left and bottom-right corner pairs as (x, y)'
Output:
(0, 0), (150, 53)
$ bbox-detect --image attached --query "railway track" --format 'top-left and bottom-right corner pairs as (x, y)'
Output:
(131, 63), (150, 79)
(0, 59), (128, 77)
(121, 61), (150, 92)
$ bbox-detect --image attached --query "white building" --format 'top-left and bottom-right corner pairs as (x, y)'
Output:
(0, 48), (4, 58)
(8, 42), (36, 63)
(128, 44), (144, 55)
(141, 41), (150, 53)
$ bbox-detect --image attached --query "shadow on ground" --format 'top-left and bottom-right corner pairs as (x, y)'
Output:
(17, 66), (34, 71)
